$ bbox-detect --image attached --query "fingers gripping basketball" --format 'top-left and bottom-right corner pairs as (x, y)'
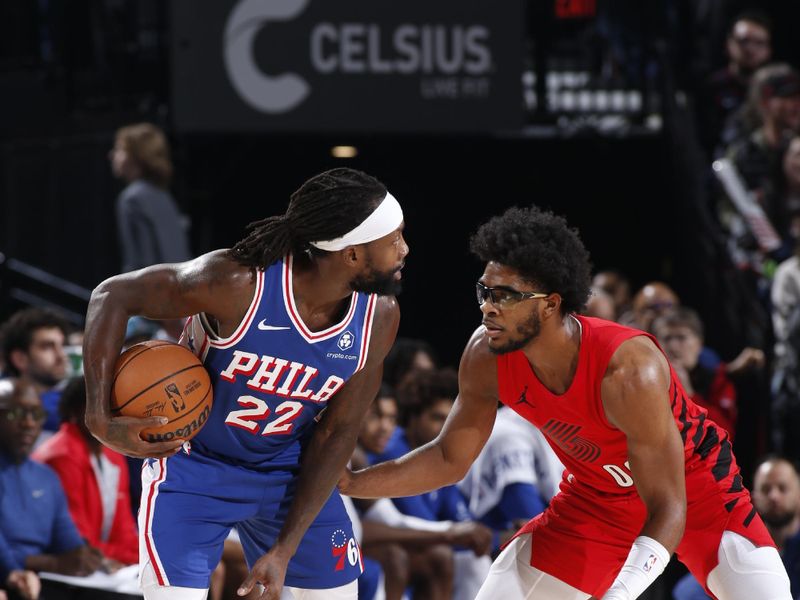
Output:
(111, 341), (213, 442)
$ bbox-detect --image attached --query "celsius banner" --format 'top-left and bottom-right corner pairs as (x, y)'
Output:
(171, 0), (524, 132)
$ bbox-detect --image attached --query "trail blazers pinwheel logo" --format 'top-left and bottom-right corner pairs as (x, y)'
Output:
(541, 418), (600, 463)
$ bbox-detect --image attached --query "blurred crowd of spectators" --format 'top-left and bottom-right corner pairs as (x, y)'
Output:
(693, 10), (800, 473)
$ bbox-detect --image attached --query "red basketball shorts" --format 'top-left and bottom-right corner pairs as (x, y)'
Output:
(513, 468), (774, 597)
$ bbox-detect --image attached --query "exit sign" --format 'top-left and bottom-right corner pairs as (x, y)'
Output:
(555, 0), (596, 19)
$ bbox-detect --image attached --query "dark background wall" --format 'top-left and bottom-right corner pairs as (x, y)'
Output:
(1, 132), (671, 366)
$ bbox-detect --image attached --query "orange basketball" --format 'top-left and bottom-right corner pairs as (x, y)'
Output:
(111, 340), (213, 443)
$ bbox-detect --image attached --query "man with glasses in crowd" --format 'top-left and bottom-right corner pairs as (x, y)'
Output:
(0, 378), (102, 599)
(700, 10), (773, 153)
(340, 205), (792, 599)
(0, 308), (71, 441)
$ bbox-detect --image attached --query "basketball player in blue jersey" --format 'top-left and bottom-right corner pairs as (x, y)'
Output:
(82, 168), (408, 600)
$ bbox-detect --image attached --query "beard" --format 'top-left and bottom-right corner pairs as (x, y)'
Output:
(488, 310), (542, 355)
(30, 369), (63, 388)
(761, 508), (797, 529)
(351, 265), (402, 296)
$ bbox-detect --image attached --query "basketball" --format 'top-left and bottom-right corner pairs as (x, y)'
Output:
(111, 340), (213, 443)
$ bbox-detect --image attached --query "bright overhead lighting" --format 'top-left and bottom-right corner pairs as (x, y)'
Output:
(331, 145), (358, 158)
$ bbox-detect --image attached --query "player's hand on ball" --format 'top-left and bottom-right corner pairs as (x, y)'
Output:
(238, 548), (289, 600)
(86, 414), (183, 459)
(104, 342), (213, 454)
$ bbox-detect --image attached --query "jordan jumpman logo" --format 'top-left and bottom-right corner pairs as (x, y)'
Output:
(516, 385), (534, 407)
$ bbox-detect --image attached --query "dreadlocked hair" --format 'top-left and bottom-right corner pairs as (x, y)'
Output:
(229, 168), (387, 269)
(470, 205), (592, 315)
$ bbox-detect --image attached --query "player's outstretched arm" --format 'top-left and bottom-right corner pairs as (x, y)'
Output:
(83, 250), (253, 458)
(339, 326), (498, 499)
(601, 336), (687, 600)
(237, 296), (400, 600)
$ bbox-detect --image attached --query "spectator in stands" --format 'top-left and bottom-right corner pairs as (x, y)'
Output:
(781, 137), (800, 218)
(725, 64), (800, 197)
(382, 338), (437, 389)
(32, 377), (138, 567)
(583, 287), (616, 321)
(623, 282), (764, 376)
(359, 384), (401, 466)
(673, 455), (800, 599)
(754, 457), (800, 594)
(701, 10), (772, 153)
(355, 385), (492, 600)
(619, 280), (679, 331)
(591, 269), (632, 320)
(762, 135), (800, 259)
(0, 378), (103, 579)
(715, 133), (800, 349)
(110, 123), (191, 348)
(356, 388), (442, 599)
(370, 369), (492, 600)
(771, 230), (800, 459)
(110, 122), (191, 274)
(0, 569), (39, 600)
(0, 308), (70, 440)
(459, 404), (563, 553)
(652, 308), (738, 438)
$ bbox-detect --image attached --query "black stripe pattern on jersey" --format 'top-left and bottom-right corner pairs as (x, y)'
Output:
(695, 426), (720, 460)
(743, 505), (757, 527)
(691, 412), (706, 450)
(712, 440), (733, 481)
(674, 385), (691, 444)
(725, 498), (740, 513)
(727, 474), (744, 493)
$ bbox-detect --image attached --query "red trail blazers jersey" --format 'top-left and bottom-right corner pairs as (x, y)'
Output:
(497, 315), (742, 497)
(496, 315), (772, 595)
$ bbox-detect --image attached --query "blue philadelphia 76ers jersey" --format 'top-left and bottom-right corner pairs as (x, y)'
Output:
(180, 254), (377, 469)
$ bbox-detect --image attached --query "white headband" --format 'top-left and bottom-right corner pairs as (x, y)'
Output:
(310, 192), (403, 251)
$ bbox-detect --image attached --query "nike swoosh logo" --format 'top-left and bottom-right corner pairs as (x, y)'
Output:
(257, 320), (291, 331)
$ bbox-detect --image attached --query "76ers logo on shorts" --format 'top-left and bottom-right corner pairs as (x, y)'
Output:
(337, 331), (355, 351)
(331, 529), (360, 572)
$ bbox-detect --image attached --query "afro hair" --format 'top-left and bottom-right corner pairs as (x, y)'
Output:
(470, 206), (592, 315)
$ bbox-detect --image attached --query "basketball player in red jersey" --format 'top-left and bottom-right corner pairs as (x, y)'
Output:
(340, 206), (791, 599)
